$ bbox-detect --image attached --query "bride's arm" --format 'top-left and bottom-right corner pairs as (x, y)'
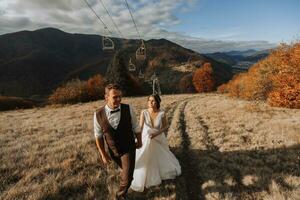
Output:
(150, 114), (168, 138)
(159, 114), (169, 133)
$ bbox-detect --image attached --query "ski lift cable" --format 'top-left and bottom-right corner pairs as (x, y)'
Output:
(83, 0), (113, 36)
(98, 0), (124, 38)
(123, 0), (142, 40)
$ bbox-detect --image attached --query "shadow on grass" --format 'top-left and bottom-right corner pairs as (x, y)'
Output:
(173, 143), (300, 200)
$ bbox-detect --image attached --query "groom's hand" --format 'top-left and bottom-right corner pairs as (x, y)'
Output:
(135, 132), (142, 149)
(135, 139), (142, 149)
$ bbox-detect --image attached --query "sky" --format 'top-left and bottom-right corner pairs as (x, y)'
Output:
(0, 0), (299, 53)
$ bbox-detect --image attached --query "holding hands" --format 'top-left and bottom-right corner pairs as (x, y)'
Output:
(148, 129), (160, 139)
(136, 138), (142, 149)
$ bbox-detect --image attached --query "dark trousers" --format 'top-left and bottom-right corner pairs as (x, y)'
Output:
(109, 148), (136, 197)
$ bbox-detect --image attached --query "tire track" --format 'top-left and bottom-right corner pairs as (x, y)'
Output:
(186, 99), (245, 199)
(180, 101), (205, 200)
(166, 98), (204, 200)
(195, 115), (219, 152)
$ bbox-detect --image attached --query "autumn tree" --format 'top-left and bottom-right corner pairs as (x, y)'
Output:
(218, 42), (300, 108)
(49, 74), (106, 104)
(267, 43), (300, 108)
(192, 63), (215, 93)
(87, 74), (106, 100)
(49, 79), (89, 104)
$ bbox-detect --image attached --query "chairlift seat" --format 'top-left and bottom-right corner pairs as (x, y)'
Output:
(128, 64), (136, 71)
(138, 70), (145, 79)
(136, 41), (146, 60)
(128, 58), (136, 71)
(102, 37), (114, 51)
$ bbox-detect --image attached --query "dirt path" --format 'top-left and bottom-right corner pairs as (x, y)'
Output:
(165, 94), (300, 200)
(163, 97), (205, 200)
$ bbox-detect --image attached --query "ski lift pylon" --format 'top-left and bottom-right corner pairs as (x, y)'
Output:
(102, 36), (114, 51)
(136, 40), (146, 61)
(152, 76), (161, 95)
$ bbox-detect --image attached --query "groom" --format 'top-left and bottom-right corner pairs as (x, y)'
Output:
(94, 83), (142, 200)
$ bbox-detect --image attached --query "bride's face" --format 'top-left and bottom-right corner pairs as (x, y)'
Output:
(148, 96), (157, 109)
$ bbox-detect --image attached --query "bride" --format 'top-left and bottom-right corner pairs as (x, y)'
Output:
(130, 94), (181, 192)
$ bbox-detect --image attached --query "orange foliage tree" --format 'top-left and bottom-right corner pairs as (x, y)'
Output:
(49, 74), (107, 104)
(87, 74), (106, 101)
(267, 43), (300, 108)
(218, 42), (300, 108)
(49, 79), (89, 104)
(192, 63), (215, 93)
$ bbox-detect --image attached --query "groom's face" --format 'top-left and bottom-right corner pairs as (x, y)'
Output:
(106, 89), (122, 109)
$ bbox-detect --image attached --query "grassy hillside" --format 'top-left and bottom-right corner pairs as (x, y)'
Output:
(0, 93), (299, 200)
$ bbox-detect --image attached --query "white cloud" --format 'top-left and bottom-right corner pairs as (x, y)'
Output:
(0, 0), (276, 53)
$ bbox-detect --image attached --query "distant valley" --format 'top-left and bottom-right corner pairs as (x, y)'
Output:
(205, 49), (270, 73)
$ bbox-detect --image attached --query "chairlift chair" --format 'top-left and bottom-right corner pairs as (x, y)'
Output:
(128, 58), (136, 71)
(102, 36), (114, 51)
(136, 40), (146, 61)
(138, 69), (145, 79)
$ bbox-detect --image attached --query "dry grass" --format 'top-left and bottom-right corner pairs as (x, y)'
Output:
(182, 94), (300, 200)
(0, 93), (299, 200)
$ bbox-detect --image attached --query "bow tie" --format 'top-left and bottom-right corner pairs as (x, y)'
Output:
(110, 108), (120, 114)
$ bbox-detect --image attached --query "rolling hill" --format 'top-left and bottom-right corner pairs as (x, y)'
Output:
(0, 28), (232, 98)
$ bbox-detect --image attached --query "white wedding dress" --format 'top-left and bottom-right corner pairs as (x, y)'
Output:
(130, 109), (181, 192)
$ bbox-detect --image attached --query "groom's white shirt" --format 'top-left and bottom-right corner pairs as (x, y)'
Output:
(94, 104), (140, 138)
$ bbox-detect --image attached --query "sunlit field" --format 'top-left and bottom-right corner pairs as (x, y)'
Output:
(1, 93), (299, 200)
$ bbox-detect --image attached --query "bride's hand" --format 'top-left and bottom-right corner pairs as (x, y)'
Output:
(149, 133), (158, 139)
(148, 129), (159, 139)
(149, 130), (159, 139)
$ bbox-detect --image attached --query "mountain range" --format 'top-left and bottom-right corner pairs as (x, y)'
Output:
(0, 28), (233, 97)
(205, 49), (270, 73)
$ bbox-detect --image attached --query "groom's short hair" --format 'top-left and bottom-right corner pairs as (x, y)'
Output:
(105, 83), (122, 95)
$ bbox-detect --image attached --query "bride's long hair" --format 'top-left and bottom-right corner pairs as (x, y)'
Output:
(148, 94), (161, 109)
